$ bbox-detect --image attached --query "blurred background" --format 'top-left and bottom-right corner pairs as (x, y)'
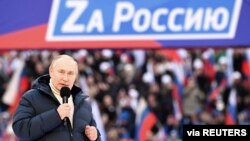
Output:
(1, 48), (250, 141)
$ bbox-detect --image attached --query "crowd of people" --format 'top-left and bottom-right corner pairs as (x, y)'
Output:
(1, 48), (250, 141)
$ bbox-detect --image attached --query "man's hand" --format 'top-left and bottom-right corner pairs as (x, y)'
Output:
(57, 103), (71, 120)
(85, 125), (98, 141)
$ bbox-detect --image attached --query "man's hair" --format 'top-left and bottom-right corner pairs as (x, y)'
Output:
(50, 54), (78, 69)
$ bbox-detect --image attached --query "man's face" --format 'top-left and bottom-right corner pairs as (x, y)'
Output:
(49, 58), (78, 91)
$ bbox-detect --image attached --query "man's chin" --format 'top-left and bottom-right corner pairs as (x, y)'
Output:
(59, 85), (71, 89)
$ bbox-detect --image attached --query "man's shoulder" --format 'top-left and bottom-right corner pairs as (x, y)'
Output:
(22, 88), (41, 99)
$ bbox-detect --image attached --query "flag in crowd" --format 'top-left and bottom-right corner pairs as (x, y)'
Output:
(225, 88), (237, 125)
(1, 59), (30, 141)
(136, 106), (157, 141)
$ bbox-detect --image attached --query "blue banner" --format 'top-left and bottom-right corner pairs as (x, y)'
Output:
(47, 0), (242, 41)
(0, 0), (249, 48)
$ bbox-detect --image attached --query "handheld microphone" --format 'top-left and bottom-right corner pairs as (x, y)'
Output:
(60, 87), (71, 125)
(60, 87), (73, 137)
(60, 87), (70, 103)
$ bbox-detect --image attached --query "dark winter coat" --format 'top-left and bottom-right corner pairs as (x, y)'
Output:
(12, 74), (100, 141)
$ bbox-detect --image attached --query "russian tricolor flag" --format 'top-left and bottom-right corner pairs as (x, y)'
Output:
(2, 63), (30, 116)
(172, 85), (183, 122)
(1, 61), (30, 141)
(225, 88), (237, 125)
(136, 107), (157, 141)
(135, 98), (158, 141)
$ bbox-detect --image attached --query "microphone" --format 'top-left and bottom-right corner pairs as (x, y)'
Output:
(60, 87), (73, 136)
(60, 87), (71, 124)
(60, 87), (71, 104)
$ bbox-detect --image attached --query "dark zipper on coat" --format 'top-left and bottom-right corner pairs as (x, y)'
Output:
(39, 88), (74, 141)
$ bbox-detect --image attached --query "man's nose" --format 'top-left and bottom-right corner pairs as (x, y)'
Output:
(62, 74), (69, 81)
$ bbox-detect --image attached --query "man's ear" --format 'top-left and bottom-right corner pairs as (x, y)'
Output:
(49, 66), (52, 75)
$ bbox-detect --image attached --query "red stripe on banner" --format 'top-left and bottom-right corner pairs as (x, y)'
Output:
(0, 24), (162, 49)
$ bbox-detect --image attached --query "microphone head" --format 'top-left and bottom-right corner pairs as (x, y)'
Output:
(60, 87), (71, 98)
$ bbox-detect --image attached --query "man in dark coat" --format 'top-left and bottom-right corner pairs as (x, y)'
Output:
(12, 55), (100, 141)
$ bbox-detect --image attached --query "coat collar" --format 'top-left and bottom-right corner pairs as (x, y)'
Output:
(32, 74), (89, 105)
